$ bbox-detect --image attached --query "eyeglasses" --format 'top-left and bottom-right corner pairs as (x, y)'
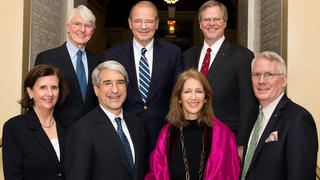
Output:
(251, 72), (285, 80)
(201, 18), (223, 23)
(71, 22), (95, 30)
(133, 19), (156, 25)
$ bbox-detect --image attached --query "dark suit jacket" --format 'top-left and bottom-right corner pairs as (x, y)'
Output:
(242, 94), (318, 180)
(183, 39), (258, 145)
(65, 106), (146, 180)
(104, 38), (183, 151)
(35, 42), (102, 127)
(2, 109), (66, 180)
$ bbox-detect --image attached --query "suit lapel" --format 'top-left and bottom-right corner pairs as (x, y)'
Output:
(125, 40), (141, 96)
(123, 112), (141, 176)
(59, 43), (84, 101)
(147, 39), (162, 102)
(206, 39), (230, 81)
(190, 45), (202, 69)
(25, 110), (61, 168)
(250, 95), (289, 167)
(94, 107), (132, 174)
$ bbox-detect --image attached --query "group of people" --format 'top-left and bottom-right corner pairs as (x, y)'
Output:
(1, 0), (318, 180)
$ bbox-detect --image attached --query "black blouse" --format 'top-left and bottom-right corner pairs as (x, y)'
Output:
(169, 120), (204, 180)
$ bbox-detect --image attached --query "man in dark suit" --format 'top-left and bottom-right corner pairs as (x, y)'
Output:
(104, 1), (183, 153)
(240, 51), (318, 180)
(183, 0), (257, 158)
(66, 61), (146, 180)
(35, 5), (101, 127)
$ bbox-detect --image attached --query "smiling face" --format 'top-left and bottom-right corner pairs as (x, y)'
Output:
(27, 75), (59, 112)
(199, 5), (226, 46)
(66, 11), (94, 49)
(180, 78), (206, 120)
(94, 69), (127, 116)
(252, 57), (287, 107)
(128, 4), (159, 47)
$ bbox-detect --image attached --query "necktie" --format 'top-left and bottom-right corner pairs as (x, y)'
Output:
(200, 48), (212, 76)
(241, 108), (263, 180)
(76, 50), (87, 101)
(139, 48), (151, 103)
(115, 117), (135, 176)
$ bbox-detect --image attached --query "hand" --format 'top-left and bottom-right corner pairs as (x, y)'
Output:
(237, 146), (244, 162)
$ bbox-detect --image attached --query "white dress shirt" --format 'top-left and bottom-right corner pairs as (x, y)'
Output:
(198, 36), (225, 71)
(99, 104), (135, 162)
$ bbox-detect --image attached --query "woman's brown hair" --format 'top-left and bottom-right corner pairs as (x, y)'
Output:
(166, 68), (214, 128)
(20, 64), (68, 110)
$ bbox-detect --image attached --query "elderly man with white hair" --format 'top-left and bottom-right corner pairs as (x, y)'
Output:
(241, 51), (318, 180)
(35, 5), (102, 127)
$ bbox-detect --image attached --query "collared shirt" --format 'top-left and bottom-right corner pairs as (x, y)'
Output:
(245, 93), (284, 155)
(198, 36), (225, 71)
(133, 38), (154, 87)
(66, 40), (89, 82)
(99, 104), (135, 162)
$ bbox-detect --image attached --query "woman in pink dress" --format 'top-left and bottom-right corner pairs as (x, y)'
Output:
(145, 69), (240, 180)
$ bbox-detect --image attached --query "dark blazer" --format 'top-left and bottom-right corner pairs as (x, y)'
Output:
(65, 106), (146, 180)
(35, 42), (102, 127)
(2, 109), (67, 180)
(183, 39), (258, 145)
(242, 94), (318, 180)
(104, 38), (183, 151)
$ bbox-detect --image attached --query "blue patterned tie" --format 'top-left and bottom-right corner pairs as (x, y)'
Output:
(241, 108), (263, 180)
(139, 48), (150, 103)
(115, 117), (135, 176)
(76, 50), (87, 101)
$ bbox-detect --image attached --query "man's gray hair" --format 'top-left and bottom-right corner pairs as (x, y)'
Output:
(251, 51), (287, 75)
(66, 5), (96, 27)
(92, 61), (129, 87)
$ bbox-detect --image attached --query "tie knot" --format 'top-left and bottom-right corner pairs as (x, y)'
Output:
(77, 50), (83, 56)
(141, 48), (147, 55)
(115, 117), (121, 126)
(207, 48), (212, 53)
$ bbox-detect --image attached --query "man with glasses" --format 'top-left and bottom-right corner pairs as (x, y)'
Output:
(183, 0), (258, 159)
(104, 1), (183, 154)
(35, 5), (101, 127)
(241, 51), (317, 180)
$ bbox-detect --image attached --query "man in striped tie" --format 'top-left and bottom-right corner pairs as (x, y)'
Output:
(104, 1), (183, 155)
(241, 51), (318, 180)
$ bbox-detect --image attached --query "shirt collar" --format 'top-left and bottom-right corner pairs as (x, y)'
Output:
(133, 38), (154, 52)
(261, 92), (284, 120)
(203, 36), (225, 55)
(66, 40), (86, 57)
(99, 104), (124, 121)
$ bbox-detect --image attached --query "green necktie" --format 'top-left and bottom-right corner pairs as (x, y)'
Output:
(241, 108), (263, 180)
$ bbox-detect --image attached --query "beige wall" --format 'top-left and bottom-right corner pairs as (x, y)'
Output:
(287, 0), (320, 165)
(0, 1), (25, 179)
(0, 1), (24, 132)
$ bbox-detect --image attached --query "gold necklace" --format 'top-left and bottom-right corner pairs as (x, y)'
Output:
(179, 126), (205, 180)
(40, 116), (55, 128)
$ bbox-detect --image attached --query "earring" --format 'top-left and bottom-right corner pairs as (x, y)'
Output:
(179, 100), (181, 104)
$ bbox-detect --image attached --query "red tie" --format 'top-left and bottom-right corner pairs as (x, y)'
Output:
(200, 48), (212, 76)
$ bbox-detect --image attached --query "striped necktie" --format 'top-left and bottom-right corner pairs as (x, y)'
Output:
(76, 50), (87, 101)
(241, 108), (263, 180)
(115, 117), (135, 176)
(139, 48), (150, 103)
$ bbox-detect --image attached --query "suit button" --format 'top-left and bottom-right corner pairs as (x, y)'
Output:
(144, 105), (147, 110)
(57, 173), (62, 177)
